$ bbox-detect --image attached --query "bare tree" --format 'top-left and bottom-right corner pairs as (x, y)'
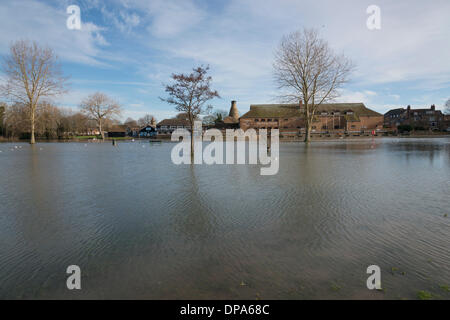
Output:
(124, 117), (138, 128)
(161, 66), (219, 158)
(138, 114), (156, 127)
(3, 102), (29, 138)
(173, 112), (192, 120)
(79, 92), (122, 140)
(445, 98), (450, 115)
(273, 28), (354, 142)
(35, 101), (59, 139)
(202, 115), (216, 126)
(0, 103), (5, 136)
(0, 40), (68, 144)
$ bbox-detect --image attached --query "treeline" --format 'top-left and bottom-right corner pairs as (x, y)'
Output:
(0, 101), (156, 140)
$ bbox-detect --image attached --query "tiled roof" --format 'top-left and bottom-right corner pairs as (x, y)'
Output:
(240, 103), (381, 119)
(384, 108), (405, 116)
(108, 125), (127, 132)
(156, 119), (190, 127)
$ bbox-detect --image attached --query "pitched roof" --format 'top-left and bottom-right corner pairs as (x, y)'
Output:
(384, 108), (405, 116)
(108, 125), (127, 132)
(156, 119), (190, 127)
(240, 103), (381, 119)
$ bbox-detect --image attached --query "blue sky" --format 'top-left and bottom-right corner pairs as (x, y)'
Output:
(0, 0), (449, 122)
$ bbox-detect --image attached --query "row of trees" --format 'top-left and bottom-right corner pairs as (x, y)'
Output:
(0, 99), (157, 139)
(0, 40), (158, 140)
(1, 28), (357, 149)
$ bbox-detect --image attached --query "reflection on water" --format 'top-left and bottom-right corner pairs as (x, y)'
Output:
(0, 138), (449, 299)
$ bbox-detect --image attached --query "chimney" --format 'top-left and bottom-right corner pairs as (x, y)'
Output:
(431, 104), (435, 111)
(229, 100), (239, 120)
(299, 100), (303, 109)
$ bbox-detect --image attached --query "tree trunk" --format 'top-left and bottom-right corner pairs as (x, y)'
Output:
(304, 124), (311, 143)
(30, 104), (36, 144)
(190, 118), (194, 162)
(304, 104), (311, 143)
(99, 120), (104, 140)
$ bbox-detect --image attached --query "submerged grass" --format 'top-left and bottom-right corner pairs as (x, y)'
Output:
(417, 290), (433, 300)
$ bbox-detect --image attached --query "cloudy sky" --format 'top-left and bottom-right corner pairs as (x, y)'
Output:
(0, 0), (449, 121)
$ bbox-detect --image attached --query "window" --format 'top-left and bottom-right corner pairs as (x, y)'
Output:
(284, 119), (289, 121)
(268, 119), (272, 122)
(351, 125), (356, 128)
(261, 119), (266, 122)
(255, 119), (259, 122)
(312, 126), (316, 129)
(284, 126), (288, 129)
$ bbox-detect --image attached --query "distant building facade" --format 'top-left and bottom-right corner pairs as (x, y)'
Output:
(384, 105), (445, 130)
(139, 125), (157, 137)
(107, 125), (127, 137)
(239, 102), (383, 135)
(156, 119), (191, 134)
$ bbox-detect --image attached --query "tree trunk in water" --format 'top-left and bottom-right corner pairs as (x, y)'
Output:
(30, 105), (36, 144)
(99, 120), (105, 140)
(304, 103), (311, 143)
(304, 124), (311, 143)
(190, 119), (194, 162)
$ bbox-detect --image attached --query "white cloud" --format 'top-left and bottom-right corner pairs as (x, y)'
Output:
(0, 0), (108, 66)
(2, 0), (448, 120)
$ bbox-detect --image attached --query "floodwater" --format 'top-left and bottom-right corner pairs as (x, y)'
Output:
(0, 138), (449, 299)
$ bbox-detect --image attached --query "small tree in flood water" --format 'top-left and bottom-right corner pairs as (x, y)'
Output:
(273, 28), (354, 143)
(161, 66), (219, 160)
(79, 92), (122, 140)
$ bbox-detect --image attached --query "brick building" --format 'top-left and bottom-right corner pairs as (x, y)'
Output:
(384, 105), (445, 130)
(239, 102), (383, 136)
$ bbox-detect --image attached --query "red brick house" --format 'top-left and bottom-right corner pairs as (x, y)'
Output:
(239, 102), (383, 136)
(384, 105), (445, 131)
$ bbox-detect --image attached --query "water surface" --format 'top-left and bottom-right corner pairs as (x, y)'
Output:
(0, 138), (449, 299)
